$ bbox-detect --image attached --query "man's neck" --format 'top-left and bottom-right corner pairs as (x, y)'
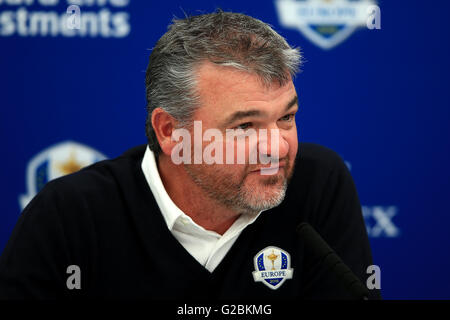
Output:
(157, 154), (240, 235)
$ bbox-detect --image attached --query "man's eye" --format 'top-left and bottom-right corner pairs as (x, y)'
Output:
(234, 122), (252, 130)
(279, 114), (294, 122)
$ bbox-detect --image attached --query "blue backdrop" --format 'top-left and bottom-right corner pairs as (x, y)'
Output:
(1, 0), (449, 299)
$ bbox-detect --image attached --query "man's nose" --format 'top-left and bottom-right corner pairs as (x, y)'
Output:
(258, 128), (289, 161)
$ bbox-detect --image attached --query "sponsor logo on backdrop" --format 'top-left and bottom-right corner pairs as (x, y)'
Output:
(275, 0), (379, 49)
(19, 141), (107, 210)
(0, 0), (130, 38)
(345, 160), (399, 238)
(363, 206), (399, 238)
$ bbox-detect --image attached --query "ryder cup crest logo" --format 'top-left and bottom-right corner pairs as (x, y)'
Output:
(253, 246), (294, 290)
(275, 0), (377, 49)
(19, 141), (107, 210)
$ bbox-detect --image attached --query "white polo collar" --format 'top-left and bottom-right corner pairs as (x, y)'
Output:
(141, 146), (263, 238)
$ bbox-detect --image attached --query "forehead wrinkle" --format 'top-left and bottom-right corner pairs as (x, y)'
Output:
(194, 62), (297, 124)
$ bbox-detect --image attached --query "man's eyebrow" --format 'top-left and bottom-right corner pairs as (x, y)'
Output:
(223, 109), (265, 126)
(285, 95), (298, 112)
(222, 95), (298, 126)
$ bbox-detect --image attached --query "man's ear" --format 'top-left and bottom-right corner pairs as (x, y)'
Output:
(151, 108), (179, 156)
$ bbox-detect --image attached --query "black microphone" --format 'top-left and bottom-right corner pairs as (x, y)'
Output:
(296, 222), (370, 300)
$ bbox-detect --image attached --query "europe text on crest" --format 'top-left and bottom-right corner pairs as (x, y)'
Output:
(253, 246), (294, 290)
(19, 141), (107, 210)
(275, 0), (377, 49)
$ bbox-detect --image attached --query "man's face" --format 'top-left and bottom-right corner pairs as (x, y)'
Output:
(179, 62), (299, 215)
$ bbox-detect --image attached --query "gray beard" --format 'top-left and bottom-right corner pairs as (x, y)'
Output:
(183, 165), (288, 216)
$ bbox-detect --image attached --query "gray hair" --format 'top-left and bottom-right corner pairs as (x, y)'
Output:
(145, 10), (301, 156)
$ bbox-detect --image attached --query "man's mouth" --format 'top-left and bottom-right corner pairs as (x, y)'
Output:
(249, 160), (287, 175)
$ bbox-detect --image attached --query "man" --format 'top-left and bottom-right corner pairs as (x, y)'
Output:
(0, 11), (380, 300)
